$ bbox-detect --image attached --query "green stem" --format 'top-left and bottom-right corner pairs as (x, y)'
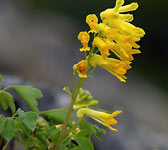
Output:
(11, 112), (18, 118)
(2, 140), (10, 150)
(88, 67), (96, 77)
(0, 86), (12, 94)
(95, 49), (99, 54)
(87, 45), (95, 63)
(73, 78), (84, 99)
(72, 73), (77, 97)
(55, 78), (84, 150)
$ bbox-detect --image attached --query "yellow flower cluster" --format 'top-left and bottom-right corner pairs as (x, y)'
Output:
(74, 0), (145, 82)
(99, 0), (145, 61)
(77, 108), (122, 132)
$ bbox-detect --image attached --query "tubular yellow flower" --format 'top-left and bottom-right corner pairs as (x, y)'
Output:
(109, 32), (142, 61)
(100, 0), (145, 38)
(119, 2), (139, 13)
(93, 37), (111, 58)
(98, 0), (145, 62)
(78, 32), (90, 52)
(90, 54), (131, 82)
(86, 14), (98, 33)
(73, 60), (88, 78)
(95, 23), (117, 41)
(77, 108), (122, 132)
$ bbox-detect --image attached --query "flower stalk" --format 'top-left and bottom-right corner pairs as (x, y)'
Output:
(55, 78), (84, 150)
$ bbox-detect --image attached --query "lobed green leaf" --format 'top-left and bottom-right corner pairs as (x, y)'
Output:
(41, 108), (74, 125)
(74, 134), (94, 150)
(79, 120), (106, 142)
(23, 112), (38, 131)
(36, 132), (49, 146)
(0, 92), (16, 114)
(61, 136), (71, 150)
(12, 86), (43, 113)
(15, 118), (32, 138)
(4, 117), (15, 141)
(0, 114), (6, 133)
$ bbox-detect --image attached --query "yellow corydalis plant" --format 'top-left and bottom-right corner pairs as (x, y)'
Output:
(77, 108), (122, 132)
(0, 1), (145, 150)
(56, 0), (145, 149)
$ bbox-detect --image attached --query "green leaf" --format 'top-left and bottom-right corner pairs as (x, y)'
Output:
(36, 132), (49, 146)
(0, 92), (16, 114)
(12, 86), (43, 113)
(79, 120), (97, 136)
(48, 125), (56, 138)
(14, 132), (20, 141)
(0, 115), (6, 133)
(79, 120), (105, 141)
(15, 118), (31, 138)
(17, 108), (25, 119)
(41, 108), (74, 125)
(23, 112), (38, 131)
(71, 147), (81, 150)
(51, 128), (60, 143)
(63, 86), (72, 95)
(61, 136), (71, 150)
(4, 117), (15, 141)
(93, 125), (106, 135)
(76, 130), (89, 137)
(32, 88), (43, 99)
(74, 134), (94, 150)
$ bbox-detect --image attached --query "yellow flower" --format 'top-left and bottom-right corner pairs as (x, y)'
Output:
(73, 60), (88, 78)
(100, 0), (145, 39)
(109, 32), (141, 61)
(78, 32), (90, 52)
(100, 0), (138, 22)
(90, 54), (131, 82)
(95, 23), (117, 41)
(86, 14), (98, 33)
(77, 108), (122, 132)
(93, 37), (110, 58)
(97, 0), (145, 61)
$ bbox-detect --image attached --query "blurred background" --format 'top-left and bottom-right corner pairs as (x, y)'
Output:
(0, 0), (168, 149)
